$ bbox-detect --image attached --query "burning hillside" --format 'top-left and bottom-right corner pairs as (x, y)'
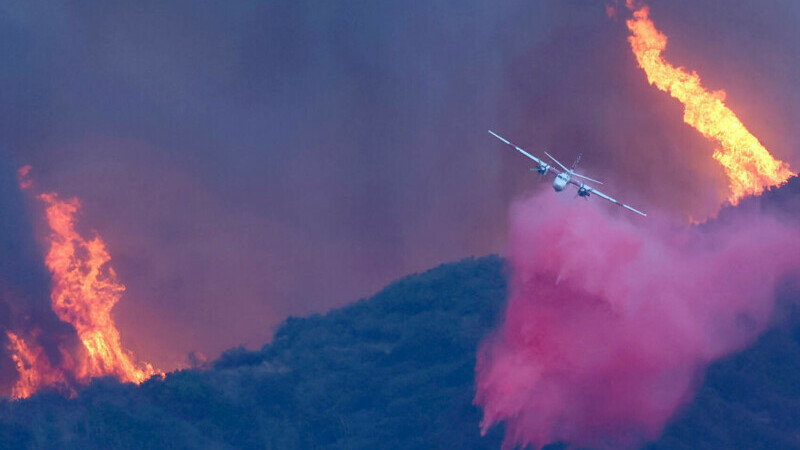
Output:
(474, 3), (800, 448)
(4, 168), (159, 399)
(625, 0), (794, 204)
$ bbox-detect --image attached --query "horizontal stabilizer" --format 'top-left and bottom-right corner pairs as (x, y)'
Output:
(544, 151), (569, 172)
(571, 172), (603, 185)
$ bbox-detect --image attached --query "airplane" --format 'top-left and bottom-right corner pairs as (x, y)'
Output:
(489, 130), (646, 217)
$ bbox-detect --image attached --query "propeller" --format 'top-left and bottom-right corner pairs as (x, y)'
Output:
(576, 184), (591, 199)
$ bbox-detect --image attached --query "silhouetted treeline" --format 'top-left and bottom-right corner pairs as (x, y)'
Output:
(0, 257), (508, 449)
(0, 253), (799, 449)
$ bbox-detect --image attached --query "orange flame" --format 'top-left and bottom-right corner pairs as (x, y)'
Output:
(17, 165), (33, 190)
(5, 171), (161, 399)
(625, 2), (795, 204)
(38, 192), (158, 384)
(5, 331), (69, 399)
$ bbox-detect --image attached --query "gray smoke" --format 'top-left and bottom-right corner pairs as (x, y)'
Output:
(0, 0), (797, 368)
(0, 153), (79, 393)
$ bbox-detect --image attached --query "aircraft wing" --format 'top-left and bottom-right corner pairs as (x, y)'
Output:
(570, 179), (647, 216)
(588, 187), (646, 216)
(488, 130), (557, 173)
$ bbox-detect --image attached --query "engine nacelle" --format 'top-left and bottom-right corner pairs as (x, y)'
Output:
(537, 163), (550, 175)
(578, 185), (591, 197)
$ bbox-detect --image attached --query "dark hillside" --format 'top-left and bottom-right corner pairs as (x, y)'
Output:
(0, 256), (508, 449)
(650, 312), (800, 449)
(0, 252), (798, 449)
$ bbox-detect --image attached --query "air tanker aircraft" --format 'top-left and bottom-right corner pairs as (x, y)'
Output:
(489, 130), (646, 217)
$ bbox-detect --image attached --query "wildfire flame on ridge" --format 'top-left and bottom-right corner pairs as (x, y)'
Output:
(6, 168), (159, 399)
(39, 192), (157, 384)
(5, 331), (69, 400)
(625, 2), (795, 204)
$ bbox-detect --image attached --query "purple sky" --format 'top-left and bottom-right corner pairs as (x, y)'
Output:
(1, 0), (799, 369)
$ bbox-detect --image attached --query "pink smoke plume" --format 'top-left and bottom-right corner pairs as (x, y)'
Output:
(475, 192), (800, 449)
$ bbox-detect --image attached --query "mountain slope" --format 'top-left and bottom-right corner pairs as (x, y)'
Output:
(0, 248), (798, 448)
(0, 256), (508, 449)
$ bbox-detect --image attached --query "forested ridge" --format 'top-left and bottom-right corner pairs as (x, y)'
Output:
(3, 175), (800, 449)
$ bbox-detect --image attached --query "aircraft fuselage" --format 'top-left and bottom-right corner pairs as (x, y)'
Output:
(553, 172), (570, 191)
(489, 129), (647, 216)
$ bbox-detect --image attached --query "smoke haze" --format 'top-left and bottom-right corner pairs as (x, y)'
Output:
(0, 0), (799, 369)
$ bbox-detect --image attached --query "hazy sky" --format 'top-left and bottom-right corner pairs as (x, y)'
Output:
(1, 0), (798, 369)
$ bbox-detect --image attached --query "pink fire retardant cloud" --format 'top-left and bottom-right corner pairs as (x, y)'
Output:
(475, 192), (800, 449)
